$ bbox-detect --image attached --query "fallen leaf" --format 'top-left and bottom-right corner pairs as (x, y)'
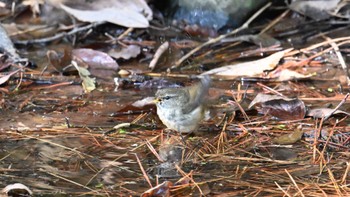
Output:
(72, 61), (96, 93)
(0, 69), (19, 85)
(289, 0), (340, 20)
(261, 99), (306, 120)
(307, 108), (350, 119)
(201, 48), (292, 77)
(249, 93), (286, 109)
(60, 0), (152, 28)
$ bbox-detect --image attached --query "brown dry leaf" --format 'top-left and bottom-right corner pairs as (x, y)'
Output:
(60, 0), (152, 28)
(47, 50), (72, 72)
(261, 99), (306, 120)
(201, 48), (292, 77)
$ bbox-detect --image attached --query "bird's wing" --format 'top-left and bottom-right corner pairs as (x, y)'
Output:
(182, 75), (211, 114)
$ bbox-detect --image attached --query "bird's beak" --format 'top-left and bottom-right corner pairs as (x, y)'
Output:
(153, 98), (161, 103)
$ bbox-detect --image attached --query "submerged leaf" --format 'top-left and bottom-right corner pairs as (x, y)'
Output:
(250, 93), (306, 120)
(72, 48), (119, 71)
(261, 99), (306, 120)
(273, 128), (304, 145)
(108, 45), (141, 60)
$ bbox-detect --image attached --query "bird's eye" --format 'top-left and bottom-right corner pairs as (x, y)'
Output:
(163, 96), (171, 100)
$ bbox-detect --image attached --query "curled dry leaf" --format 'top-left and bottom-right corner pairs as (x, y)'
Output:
(141, 181), (172, 197)
(249, 93), (286, 109)
(47, 49), (72, 72)
(306, 108), (350, 119)
(60, 0), (152, 28)
(1, 183), (33, 196)
(201, 48), (293, 78)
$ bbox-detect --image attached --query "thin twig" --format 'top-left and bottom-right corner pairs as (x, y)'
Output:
(323, 35), (349, 84)
(40, 169), (100, 194)
(14, 21), (106, 45)
(134, 153), (153, 188)
(260, 10), (290, 34)
(86, 134), (160, 186)
(275, 181), (292, 197)
(10, 132), (93, 158)
(324, 93), (350, 120)
(149, 41), (169, 70)
(327, 168), (343, 196)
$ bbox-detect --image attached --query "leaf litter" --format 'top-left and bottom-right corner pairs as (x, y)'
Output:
(0, 0), (349, 196)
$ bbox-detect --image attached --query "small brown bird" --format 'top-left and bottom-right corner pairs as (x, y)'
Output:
(154, 75), (211, 133)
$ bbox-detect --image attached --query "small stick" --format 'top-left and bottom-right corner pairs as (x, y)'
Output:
(134, 153), (153, 188)
(322, 35), (349, 84)
(275, 181), (292, 197)
(324, 93), (349, 120)
(14, 21), (106, 45)
(117, 27), (134, 40)
(260, 10), (290, 34)
(285, 169), (305, 197)
(149, 41), (169, 70)
(41, 170), (99, 194)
